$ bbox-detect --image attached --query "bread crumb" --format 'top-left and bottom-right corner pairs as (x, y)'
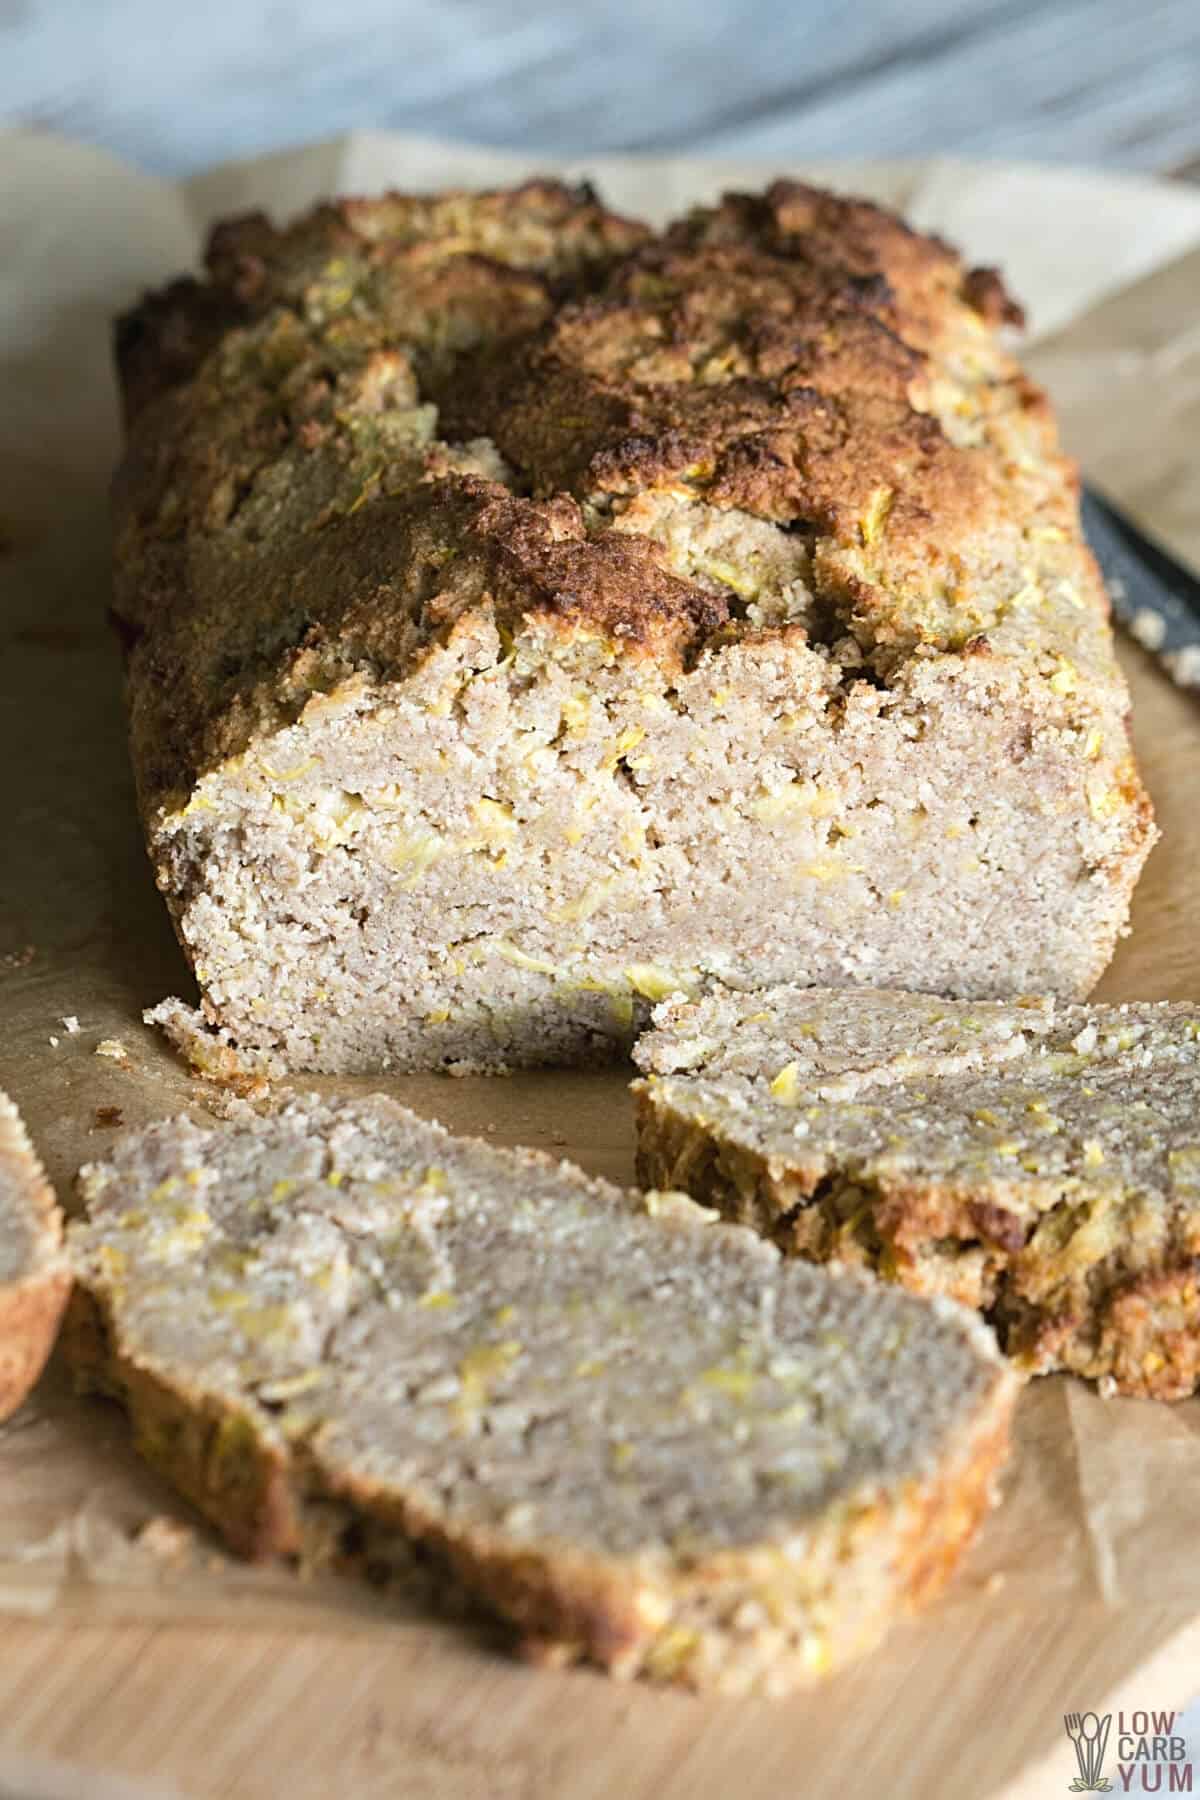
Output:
(134, 1515), (194, 1563)
(519, 1636), (578, 1669)
(205, 1080), (274, 1118)
(144, 995), (277, 1084)
(218, 1075), (273, 1105)
(1098, 1374), (1119, 1399)
(1129, 608), (1166, 652)
(1164, 644), (1200, 689)
(49, 1036), (59, 1048)
(95, 1038), (129, 1062)
(62, 1016), (80, 1034)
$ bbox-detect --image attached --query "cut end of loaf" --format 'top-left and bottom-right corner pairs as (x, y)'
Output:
(147, 603), (1150, 1075)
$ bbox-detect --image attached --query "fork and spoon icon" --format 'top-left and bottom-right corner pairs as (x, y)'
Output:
(1064, 1712), (1113, 1792)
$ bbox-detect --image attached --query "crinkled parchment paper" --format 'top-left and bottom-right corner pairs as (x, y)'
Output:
(2, 128), (1200, 1639)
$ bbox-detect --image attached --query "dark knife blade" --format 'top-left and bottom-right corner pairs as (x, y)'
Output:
(1081, 485), (1200, 690)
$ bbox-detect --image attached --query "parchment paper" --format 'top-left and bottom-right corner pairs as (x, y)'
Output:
(2, 127), (1200, 1633)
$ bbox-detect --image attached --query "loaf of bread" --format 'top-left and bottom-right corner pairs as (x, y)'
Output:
(113, 180), (1153, 1074)
(0, 1092), (69, 1420)
(66, 1094), (1015, 1693)
(634, 987), (1200, 1399)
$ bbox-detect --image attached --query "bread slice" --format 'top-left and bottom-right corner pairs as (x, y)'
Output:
(0, 1091), (69, 1420)
(113, 180), (1152, 1075)
(66, 1094), (1015, 1693)
(634, 987), (1200, 1399)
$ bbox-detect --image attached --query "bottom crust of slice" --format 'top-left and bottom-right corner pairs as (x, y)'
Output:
(64, 1273), (1013, 1697)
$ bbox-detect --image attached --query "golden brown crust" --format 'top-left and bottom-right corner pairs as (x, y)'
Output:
(115, 276), (245, 428)
(118, 181), (649, 422)
(960, 265), (1026, 330)
(439, 213), (958, 516)
(892, 1408), (1012, 1613)
(1096, 1265), (1200, 1399)
(667, 181), (1012, 325)
(0, 1095), (69, 1422)
(634, 1071), (1200, 1403)
(338, 1392), (1014, 1685)
(65, 1267), (1014, 1690)
(1002, 1262), (1200, 1401)
(0, 1266), (70, 1423)
(120, 472), (729, 811)
(112, 175), (1141, 834)
(435, 179), (1073, 653)
(64, 1283), (301, 1558)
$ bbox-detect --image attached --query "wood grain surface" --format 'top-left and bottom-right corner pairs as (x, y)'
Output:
(3, 0), (1200, 177)
(3, 1605), (1200, 1800)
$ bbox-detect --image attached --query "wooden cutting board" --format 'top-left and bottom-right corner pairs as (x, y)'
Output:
(2, 151), (1200, 1800)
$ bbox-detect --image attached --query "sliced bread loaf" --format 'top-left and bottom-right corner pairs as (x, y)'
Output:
(115, 180), (1152, 1075)
(634, 987), (1200, 1398)
(66, 1094), (1015, 1693)
(0, 1091), (69, 1420)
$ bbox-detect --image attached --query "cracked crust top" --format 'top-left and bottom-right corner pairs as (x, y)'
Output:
(113, 177), (1128, 817)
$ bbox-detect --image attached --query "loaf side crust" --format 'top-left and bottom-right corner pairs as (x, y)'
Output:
(65, 1278), (1013, 1691)
(0, 1092), (70, 1421)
